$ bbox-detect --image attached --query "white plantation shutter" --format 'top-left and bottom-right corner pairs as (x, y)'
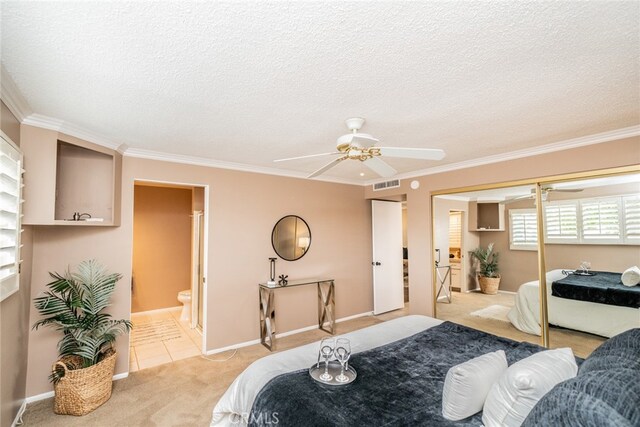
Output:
(509, 209), (538, 249)
(623, 195), (640, 241)
(449, 212), (462, 247)
(581, 198), (621, 241)
(0, 135), (22, 301)
(545, 202), (578, 242)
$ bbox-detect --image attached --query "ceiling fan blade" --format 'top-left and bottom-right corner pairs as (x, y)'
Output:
(307, 156), (348, 178)
(274, 152), (341, 162)
(351, 134), (379, 145)
(500, 194), (533, 204)
(549, 188), (584, 193)
(364, 156), (397, 178)
(377, 147), (446, 161)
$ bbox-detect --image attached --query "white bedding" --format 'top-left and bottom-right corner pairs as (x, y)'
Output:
(210, 315), (443, 426)
(508, 269), (640, 338)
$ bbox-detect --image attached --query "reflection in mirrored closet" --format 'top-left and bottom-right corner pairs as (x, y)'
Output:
(433, 170), (640, 358)
(433, 184), (543, 348)
(541, 173), (640, 356)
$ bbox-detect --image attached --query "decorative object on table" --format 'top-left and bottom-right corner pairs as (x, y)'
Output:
(278, 274), (288, 286)
(32, 260), (132, 416)
(271, 215), (311, 261)
(267, 257), (277, 286)
(471, 243), (500, 294)
(309, 337), (357, 386)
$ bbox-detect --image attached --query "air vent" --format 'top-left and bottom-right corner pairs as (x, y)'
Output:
(373, 179), (400, 191)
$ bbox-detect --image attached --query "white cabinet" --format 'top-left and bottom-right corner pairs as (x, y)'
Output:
(450, 264), (461, 290)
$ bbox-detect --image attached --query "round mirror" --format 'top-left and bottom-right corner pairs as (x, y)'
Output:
(271, 215), (311, 261)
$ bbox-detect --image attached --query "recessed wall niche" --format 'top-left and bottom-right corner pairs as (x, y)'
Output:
(55, 141), (114, 222)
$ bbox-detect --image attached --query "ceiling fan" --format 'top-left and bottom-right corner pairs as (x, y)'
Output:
(500, 186), (583, 204)
(274, 118), (446, 178)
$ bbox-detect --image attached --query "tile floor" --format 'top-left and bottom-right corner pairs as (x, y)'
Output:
(129, 307), (202, 372)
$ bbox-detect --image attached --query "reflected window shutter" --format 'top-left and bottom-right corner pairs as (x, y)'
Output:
(545, 203), (578, 241)
(510, 209), (537, 248)
(623, 195), (640, 241)
(448, 213), (462, 247)
(581, 198), (621, 241)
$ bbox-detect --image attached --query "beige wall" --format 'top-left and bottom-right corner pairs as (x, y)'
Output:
(132, 185), (193, 313)
(25, 149), (372, 396)
(0, 103), (33, 427)
(480, 181), (640, 292)
(365, 136), (640, 317)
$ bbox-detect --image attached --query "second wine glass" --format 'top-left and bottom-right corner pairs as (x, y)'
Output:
(334, 338), (351, 383)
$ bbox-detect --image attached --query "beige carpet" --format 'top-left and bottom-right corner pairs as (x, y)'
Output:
(21, 309), (407, 427)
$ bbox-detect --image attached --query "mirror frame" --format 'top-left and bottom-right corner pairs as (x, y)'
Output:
(271, 215), (312, 261)
(430, 164), (640, 348)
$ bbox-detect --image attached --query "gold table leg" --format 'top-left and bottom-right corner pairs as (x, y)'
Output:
(317, 280), (335, 334)
(259, 287), (275, 351)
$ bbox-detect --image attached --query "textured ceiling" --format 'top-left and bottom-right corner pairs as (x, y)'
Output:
(2, 1), (639, 182)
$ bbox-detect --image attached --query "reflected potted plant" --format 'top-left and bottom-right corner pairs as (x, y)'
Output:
(32, 260), (132, 416)
(471, 243), (501, 294)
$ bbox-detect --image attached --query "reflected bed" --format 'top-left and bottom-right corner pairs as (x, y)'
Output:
(508, 269), (640, 337)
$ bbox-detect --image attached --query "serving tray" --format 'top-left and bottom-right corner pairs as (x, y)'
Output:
(309, 361), (357, 386)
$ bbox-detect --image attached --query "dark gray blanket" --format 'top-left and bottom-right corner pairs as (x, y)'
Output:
(250, 322), (545, 427)
(552, 271), (640, 308)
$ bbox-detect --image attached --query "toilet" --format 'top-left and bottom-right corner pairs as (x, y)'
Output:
(177, 290), (191, 322)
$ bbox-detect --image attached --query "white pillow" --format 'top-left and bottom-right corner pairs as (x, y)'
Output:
(482, 348), (578, 427)
(621, 266), (640, 287)
(442, 350), (508, 421)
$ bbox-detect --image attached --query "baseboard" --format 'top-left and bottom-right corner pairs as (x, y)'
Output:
(25, 391), (54, 404)
(498, 290), (516, 295)
(205, 311), (373, 355)
(26, 371), (129, 403)
(131, 306), (181, 316)
(11, 400), (26, 427)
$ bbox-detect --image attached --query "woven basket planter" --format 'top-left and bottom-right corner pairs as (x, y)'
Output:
(478, 276), (501, 295)
(52, 349), (116, 416)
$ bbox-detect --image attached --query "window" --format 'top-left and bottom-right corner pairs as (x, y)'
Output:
(623, 195), (640, 242)
(509, 209), (538, 250)
(581, 198), (621, 242)
(508, 193), (639, 249)
(544, 202), (578, 243)
(0, 134), (22, 301)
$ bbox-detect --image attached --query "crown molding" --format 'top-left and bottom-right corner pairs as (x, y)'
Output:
(435, 194), (471, 202)
(0, 63), (32, 121)
(22, 113), (123, 151)
(365, 125), (640, 186)
(124, 148), (364, 186)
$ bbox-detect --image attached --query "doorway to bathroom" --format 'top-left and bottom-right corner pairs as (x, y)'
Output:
(129, 181), (207, 372)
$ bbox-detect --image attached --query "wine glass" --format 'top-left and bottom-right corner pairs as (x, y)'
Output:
(580, 261), (591, 274)
(319, 338), (335, 382)
(334, 338), (351, 383)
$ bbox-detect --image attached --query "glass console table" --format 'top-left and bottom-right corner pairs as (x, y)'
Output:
(259, 278), (335, 351)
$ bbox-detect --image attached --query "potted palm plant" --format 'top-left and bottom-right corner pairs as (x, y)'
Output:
(32, 260), (132, 416)
(471, 243), (501, 294)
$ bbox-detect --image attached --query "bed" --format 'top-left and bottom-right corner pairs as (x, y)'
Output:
(211, 315), (545, 426)
(508, 269), (640, 338)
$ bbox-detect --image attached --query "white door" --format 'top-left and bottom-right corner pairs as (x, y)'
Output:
(372, 200), (404, 315)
